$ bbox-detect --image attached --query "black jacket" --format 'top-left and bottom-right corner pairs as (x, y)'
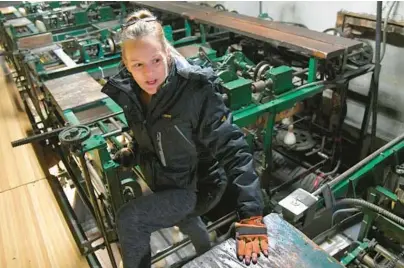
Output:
(101, 56), (264, 219)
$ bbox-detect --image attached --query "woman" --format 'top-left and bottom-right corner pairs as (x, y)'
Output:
(101, 9), (268, 268)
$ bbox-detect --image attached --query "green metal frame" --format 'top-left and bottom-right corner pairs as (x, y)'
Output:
(329, 141), (404, 201)
(340, 241), (370, 265)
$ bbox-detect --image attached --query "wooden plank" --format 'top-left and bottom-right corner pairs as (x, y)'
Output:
(0, 63), (44, 192)
(134, 1), (362, 59)
(17, 33), (53, 50)
(183, 213), (343, 268)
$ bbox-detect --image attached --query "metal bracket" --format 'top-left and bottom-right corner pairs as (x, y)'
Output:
(322, 183), (336, 210)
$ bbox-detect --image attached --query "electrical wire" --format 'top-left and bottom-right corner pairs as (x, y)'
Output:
(331, 208), (361, 226)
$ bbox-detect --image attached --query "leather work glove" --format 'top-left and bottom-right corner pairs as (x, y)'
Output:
(113, 147), (136, 169)
(235, 216), (268, 265)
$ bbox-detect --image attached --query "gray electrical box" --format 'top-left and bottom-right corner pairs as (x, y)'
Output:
(278, 188), (318, 222)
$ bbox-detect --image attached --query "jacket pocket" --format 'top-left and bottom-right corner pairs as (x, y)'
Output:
(174, 125), (195, 150)
(154, 121), (196, 169)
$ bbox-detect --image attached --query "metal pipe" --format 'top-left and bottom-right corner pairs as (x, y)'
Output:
(109, 118), (132, 142)
(361, 253), (376, 268)
(374, 244), (404, 268)
(259, 1), (263, 15)
(86, 160), (107, 195)
(313, 131), (404, 196)
(371, 1), (382, 152)
(293, 68), (309, 77)
(55, 146), (96, 219)
(102, 129), (125, 139)
(55, 28), (108, 44)
(151, 211), (237, 264)
(331, 208), (360, 226)
(78, 153), (118, 268)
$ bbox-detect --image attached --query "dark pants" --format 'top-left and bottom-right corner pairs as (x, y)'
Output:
(116, 189), (212, 268)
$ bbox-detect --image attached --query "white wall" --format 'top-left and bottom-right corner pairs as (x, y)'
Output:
(219, 1), (404, 141)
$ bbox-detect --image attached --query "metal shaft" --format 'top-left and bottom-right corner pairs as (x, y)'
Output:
(361, 254), (376, 268)
(374, 244), (404, 268)
(11, 111), (123, 147)
(48, 176), (102, 267)
(78, 153), (118, 268)
(313, 131), (404, 196)
(371, 1), (382, 152)
(109, 118), (132, 142)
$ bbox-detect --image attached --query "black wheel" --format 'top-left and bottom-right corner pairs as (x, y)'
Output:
(348, 39), (373, 66)
(59, 125), (91, 146)
(323, 27), (344, 36)
(121, 179), (142, 202)
(254, 61), (271, 81)
(214, 4), (226, 11)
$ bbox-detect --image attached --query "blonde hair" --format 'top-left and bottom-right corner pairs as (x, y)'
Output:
(121, 9), (184, 63)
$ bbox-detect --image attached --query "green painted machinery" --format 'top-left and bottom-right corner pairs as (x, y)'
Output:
(0, 2), (128, 54)
(9, 2), (404, 268)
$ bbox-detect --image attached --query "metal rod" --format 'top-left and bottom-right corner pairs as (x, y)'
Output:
(11, 111), (124, 147)
(78, 153), (118, 268)
(374, 244), (404, 268)
(86, 159), (107, 195)
(151, 211), (237, 264)
(293, 68), (309, 77)
(360, 254), (376, 268)
(55, 146), (97, 219)
(313, 132), (404, 196)
(371, 1), (382, 152)
(109, 118), (132, 142)
(48, 175), (102, 268)
(102, 128), (125, 139)
(55, 28), (108, 44)
(259, 1), (263, 15)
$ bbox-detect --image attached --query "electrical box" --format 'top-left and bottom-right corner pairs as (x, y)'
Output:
(279, 188), (318, 222)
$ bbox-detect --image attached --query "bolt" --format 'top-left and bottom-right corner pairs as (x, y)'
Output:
(70, 127), (79, 137)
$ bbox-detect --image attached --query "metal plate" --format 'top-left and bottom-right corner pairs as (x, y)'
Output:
(4, 17), (32, 27)
(93, 20), (120, 30)
(31, 44), (60, 54)
(52, 47), (78, 68)
(43, 72), (107, 112)
(74, 105), (114, 123)
(134, 1), (362, 59)
(183, 213), (343, 268)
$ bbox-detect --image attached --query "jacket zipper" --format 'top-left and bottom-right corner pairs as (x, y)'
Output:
(156, 131), (167, 167)
(174, 125), (195, 149)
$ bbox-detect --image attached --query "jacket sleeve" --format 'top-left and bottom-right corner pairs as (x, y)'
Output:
(194, 82), (264, 220)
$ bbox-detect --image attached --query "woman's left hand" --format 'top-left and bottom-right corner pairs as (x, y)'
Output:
(235, 216), (269, 265)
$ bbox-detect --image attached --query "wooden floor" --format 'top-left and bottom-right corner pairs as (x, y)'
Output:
(0, 57), (89, 268)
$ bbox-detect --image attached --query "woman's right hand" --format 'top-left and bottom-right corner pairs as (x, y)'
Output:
(113, 147), (136, 169)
